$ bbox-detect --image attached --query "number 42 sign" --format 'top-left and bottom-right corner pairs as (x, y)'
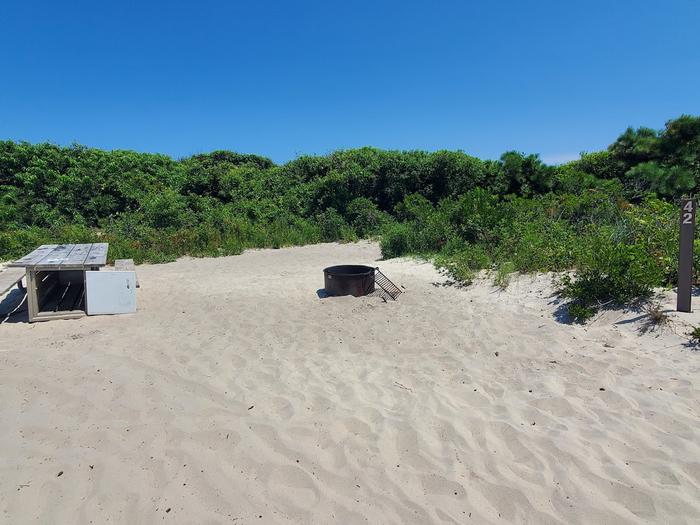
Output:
(678, 197), (695, 312)
(682, 199), (694, 225)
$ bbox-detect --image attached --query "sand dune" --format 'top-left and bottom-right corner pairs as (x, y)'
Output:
(1, 241), (699, 524)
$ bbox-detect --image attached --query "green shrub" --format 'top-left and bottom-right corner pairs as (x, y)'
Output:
(380, 222), (413, 258)
(434, 256), (475, 284)
(315, 207), (347, 242)
(446, 189), (500, 243)
(688, 326), (700, 345)
(141, 188), (192, 229)
(434, 244), (491, 284)
(494, 261), (516, 289)
(345, 197), (389, 237)
(0, 226), (54, 261)
(567, 303), (596, 322)
(559, 236), (663, 322)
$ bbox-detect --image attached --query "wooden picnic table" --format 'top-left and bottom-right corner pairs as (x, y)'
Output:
(8, 243), (109, 322)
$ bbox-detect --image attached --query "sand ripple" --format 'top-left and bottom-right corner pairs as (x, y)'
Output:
(1, 241), (699, 523)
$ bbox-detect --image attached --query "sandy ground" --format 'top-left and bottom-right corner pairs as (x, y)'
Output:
(0, 241), (699, 524)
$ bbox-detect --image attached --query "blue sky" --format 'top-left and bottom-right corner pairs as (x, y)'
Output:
(1, 1), (698, 164)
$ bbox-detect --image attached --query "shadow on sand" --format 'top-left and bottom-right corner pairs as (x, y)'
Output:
(0, 287), (29, 324)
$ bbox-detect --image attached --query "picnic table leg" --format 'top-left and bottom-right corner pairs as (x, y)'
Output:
(26, 269), (38, 322)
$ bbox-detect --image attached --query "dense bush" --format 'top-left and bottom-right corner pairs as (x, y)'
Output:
(1, 115), (699, 319)
(380, 189), (680, 319)
(559, 237), (663, 321)
(315, 208), (348, 242)
(345, 197), (389, 237)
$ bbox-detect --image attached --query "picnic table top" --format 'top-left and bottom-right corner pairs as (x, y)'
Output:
(8, 243), (109, 270)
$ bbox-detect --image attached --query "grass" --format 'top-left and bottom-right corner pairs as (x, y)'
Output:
(494, 261), (516, 289)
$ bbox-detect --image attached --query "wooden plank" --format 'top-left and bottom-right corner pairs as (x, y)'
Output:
(84, 243), (108, 267)
(0, 268), (25, 296)
(31, 310), (85, 322)
(34, 244), (76, 268)
(11, 243), (109, 270)
(114, 259), (135, 271)
(61, 244), (93, 267)
(8, 244), (58, 267)
(26, 270), (39, 321)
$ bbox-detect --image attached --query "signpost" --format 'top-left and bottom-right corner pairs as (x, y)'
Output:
(677, 196), (695, 312)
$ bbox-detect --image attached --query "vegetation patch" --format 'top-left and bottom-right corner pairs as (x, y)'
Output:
(1, 116), (699, 317)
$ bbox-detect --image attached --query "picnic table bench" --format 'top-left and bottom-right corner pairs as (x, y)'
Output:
(0, 267), (25, 296)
